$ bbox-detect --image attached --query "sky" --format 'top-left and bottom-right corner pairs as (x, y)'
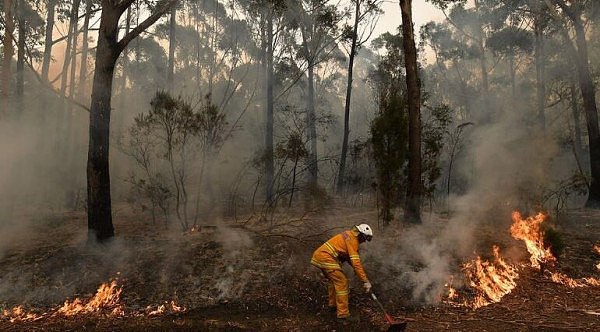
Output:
(42, 0), (446, 79)
(372, 0), (446, 40)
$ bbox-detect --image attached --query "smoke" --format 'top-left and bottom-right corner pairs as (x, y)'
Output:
(370, 89), (573, 304)
(211, 226), (254, 300)
(0, 105), (86, 259)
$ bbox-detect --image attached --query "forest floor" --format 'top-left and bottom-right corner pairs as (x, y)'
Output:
(1, 203), (600, 331)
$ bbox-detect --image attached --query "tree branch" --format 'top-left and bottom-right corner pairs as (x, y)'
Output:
(5, 22), (90, 112)
(118, 0), (137, 13)
(116, 0), (178, 53)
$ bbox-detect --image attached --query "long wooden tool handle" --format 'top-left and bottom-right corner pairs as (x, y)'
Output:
(370, 292), (388, 314)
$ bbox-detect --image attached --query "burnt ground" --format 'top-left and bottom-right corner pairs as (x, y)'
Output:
(1, 205), (600, 331)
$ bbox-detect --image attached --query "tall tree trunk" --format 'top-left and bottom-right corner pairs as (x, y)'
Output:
(78, 0), (92, 100)
(88, 5), (119, 242)
(265, 12), (275, 203)
(336, 0), (360, 194)
(478, 40), (489, 123)
(87, 0), (177, 242)
(1, 0), (14, 116)
(16, 0), (25, 108)
(474, 0), (490, 124)
(60, 0), (81, 96)
(571, 17), (600, 207)
(120, 7), (131, 95)
(42, 0), (56, 81)
(534, 12), (546, 132)
(300, 26), (318, 186)
(306, 61), (318, 185)
(570, 82), (583, 160)
(68, 25), (79, 101)
(167, 6), (176, 92)
(194, 4), (201, 89)
(400, 0), (422, 223)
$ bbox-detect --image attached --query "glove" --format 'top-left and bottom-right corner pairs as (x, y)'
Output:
(363, 281), (372, 293)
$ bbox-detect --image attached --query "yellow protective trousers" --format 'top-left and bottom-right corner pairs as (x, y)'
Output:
(323, 269), (350, 318)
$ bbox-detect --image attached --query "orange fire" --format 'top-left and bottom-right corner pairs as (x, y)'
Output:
(462, 245), (519, 308)
(449, 210), (600, 309)
(146, 301), (186, 316)
(55, 280), (124, 317)
(510, 211), (555, 269)
(549, 272), (600, 287)
(1, 278), (186, 323)
(1, 306), (42, 323)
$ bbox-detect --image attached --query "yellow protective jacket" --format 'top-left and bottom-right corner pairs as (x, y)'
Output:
(311, 229), (369, 282)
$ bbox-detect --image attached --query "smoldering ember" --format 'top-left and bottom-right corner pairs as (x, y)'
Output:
(2, 0), (600, 331)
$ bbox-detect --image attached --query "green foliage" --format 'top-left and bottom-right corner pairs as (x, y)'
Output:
(122, 91), (228, 230)
(421, 104), (452, 199)
(426, 0), (467, 11)
(136, 91), (227, 155)
(486, 26), (534, 56)
(370, 29), (452, 220)
(127, 37), (168, 90)
(275, 132), (307, 160)
(125, 173), (172, 224)
(371, 101), (408, 224)
(345, 139), (374, 193)
(370, 31), (408, 224)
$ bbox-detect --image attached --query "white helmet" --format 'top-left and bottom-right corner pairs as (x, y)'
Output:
(356, 224), (373, 241)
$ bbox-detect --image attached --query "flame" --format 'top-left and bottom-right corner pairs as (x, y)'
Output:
(146, 301), (186, 316)
(2, 279), (186, 323)
(550, 272), (586, 287)
(461, 246), (519, 308)
(446, 286), (458, 301)
(446, 211), (600, 309)
(510, 211), (555, 269)
(55, 280), (124, 317)
(1, 306), (42, 323)
(549, 272), (600, 287)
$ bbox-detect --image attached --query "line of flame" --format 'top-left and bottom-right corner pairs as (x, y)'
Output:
(1, 280), (186, 323)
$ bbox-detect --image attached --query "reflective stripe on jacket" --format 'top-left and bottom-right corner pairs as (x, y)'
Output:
(310, 229), (369, 282)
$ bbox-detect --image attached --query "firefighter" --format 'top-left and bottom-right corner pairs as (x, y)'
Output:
(310, 223), (373, 321)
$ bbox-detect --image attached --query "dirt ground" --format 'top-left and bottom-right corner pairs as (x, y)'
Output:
(1, 205), (600, 331)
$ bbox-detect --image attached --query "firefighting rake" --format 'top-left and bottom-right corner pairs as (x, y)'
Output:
(369, 292), (407, 332)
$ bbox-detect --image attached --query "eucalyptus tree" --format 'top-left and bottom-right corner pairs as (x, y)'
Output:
(235, 0), (289, 204)
(87, 0), (178, 242)
(486, 26), (533, 102)
(0, 0), (44, 115)
(287, 0), (343, 187)
(59, 0), (81, 97)
(336, 0), (382, 194)
(78, 0), (94, 100)
(399, 0), (422, 223)
(420, 21), (475, 119)
(543, 0), (600, 208)
(428, 0), (501, 124)
(370, 30), (407, 224)
(41, 0), (56, 81)
(15, 0), (44, 101)
(1, 0), (14, 116)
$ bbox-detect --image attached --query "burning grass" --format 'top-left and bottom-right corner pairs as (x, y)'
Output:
(446, 210), (600, 309)
(0, 278), (185, 323)
(56, 279), (124, 317)
(461, 245), (519, 308)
